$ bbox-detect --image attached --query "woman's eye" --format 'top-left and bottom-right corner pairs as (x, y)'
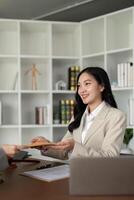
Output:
(85, 82), (90, 86)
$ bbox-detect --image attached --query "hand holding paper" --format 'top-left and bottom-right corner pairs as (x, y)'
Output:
(19, 142), (56, 150)
(18, 136), (57, 150)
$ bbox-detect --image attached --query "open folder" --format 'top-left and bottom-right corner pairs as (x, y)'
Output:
(21, 164), (70, 182)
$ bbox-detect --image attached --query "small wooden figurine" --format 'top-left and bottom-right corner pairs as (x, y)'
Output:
(25, 64), (41, 90)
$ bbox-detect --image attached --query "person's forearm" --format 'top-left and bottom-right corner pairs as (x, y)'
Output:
(0, 148), (9, 170)
(41, 149), (68, 160)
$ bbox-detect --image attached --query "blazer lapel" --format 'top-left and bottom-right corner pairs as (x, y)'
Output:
(83, 104), (110, 145)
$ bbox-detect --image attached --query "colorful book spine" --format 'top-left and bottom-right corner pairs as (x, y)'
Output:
(60, 99), (75, 124)
(70, 100), (74, 119)
(60, 100), (66, 124)
(68, 66), (80, 90)
(65, 100), (70, 124)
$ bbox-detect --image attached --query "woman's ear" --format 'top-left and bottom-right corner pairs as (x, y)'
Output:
(100, 85), (104, 92)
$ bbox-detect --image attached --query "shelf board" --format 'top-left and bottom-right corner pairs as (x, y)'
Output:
(52, 90), (75, 94)
(53, 124), (68, 127)
(82, 52), (104, 58)
(127, 125), (134, 129)
(0, 55), (18, 58)
(52, 56), (80, 60)
(21, 90), (50, 94)
(112, 87), (133, 91)
(0, 90), (18, 94)
(0, 125), (18, 128)
(21, 124), (50, 128)
(20, 55), (50, 59)
(107, 47), (132, 55)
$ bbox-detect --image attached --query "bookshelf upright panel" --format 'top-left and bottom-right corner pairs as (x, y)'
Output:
(81, 17), (104, 56)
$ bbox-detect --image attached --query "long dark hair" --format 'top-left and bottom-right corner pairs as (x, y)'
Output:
(68, 67), (117, 133)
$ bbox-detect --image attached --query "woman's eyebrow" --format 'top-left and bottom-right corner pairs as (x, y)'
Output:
(78, 79), (92, 83)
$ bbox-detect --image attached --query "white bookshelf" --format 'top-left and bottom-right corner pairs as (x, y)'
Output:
(0, 7), (134, 146)
(81, 7), (134, 130)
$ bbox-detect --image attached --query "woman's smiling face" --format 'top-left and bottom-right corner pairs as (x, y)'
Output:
(77, 72), (104, 107)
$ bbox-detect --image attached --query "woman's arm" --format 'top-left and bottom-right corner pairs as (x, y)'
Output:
(41, 131), (74, 160)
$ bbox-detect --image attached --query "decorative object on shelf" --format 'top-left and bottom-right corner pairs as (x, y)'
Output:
(111, 81), (118, 88)
(55, 80), (67, 90)
(68, 66), (80, 91)
(25, 64), (41, 90)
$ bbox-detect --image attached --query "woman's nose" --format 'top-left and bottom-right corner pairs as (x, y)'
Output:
(79, 86), (86, 93)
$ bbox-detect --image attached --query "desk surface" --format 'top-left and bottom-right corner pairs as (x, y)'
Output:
(0, 161), (134, 200)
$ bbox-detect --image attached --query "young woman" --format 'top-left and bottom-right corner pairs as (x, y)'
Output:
(32, 67), (126, 159)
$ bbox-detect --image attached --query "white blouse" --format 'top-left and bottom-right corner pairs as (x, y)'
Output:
(81, 101), (106, 143)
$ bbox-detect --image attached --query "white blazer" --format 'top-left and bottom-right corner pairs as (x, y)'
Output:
(42, 104), (126, 159)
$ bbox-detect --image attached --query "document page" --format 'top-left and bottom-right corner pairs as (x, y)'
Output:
(22, 164), (70, 182)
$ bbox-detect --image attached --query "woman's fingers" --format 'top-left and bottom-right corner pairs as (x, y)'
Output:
(31, 136), (47, 143)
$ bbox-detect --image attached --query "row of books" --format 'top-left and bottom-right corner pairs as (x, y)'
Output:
(68, 66), (80, 90)
(60, 99), (75, 124)
(35, 105), (50, 125)
(117, 62), (133, 87)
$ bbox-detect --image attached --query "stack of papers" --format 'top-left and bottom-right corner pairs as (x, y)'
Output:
(22, 164), (70, 182)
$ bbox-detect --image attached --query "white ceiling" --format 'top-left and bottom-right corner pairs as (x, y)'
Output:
(0, 0), (134, 22)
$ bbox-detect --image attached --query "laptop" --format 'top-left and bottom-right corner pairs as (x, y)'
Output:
(69, 156), (134, 195)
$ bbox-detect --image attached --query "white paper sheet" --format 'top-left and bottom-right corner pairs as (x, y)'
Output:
(22, 164), (70, 182)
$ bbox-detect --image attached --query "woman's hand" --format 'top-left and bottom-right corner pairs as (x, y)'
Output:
(49, 139), (75, 152)
(31, 136), (50, 150)
(31, 136), (49, 144)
